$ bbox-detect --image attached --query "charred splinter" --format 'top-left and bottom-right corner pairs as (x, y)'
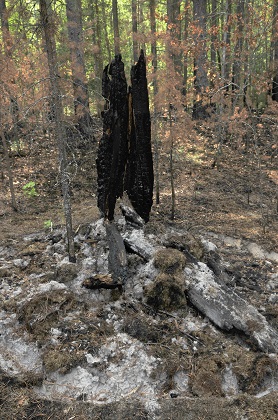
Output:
(125, 50), (154, 222)
(97, 54), (128, 221)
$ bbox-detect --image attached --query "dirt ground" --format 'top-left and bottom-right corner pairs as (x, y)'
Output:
(0, 104), (278, 419)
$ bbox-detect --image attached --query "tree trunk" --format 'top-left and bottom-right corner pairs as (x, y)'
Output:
(91, 0), (103, 116)
(0, 129), (17, 211)
(39, 0), (76, 263)
(0, 0), (11, 56)
(132, 0), (138, 62)
(232, 0), (245, 108)
(0, 0), (20, 139)
(168, 104), (175, 220)
(112, 0), (120, 55)
(210, 0), (217, 72)
(150, 0), (159, 205)
(183, 0), (190, 97)
(192, 0), (209, 119)
(167, 0), (182, 77)
(101, 0), (112, 63)
(218, 0), (232, 88)
(271, 0), (278, 101)
(65, 0), (92, 137)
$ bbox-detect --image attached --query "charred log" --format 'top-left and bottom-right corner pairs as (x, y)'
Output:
(96, 55), (128, 220)
(125, 50), (154, 222)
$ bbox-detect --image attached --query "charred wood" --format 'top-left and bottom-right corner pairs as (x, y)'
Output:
(120, 204), (144, 229)
(82, 274), (122, 290)
(187, 263), (278, 353)
(97, 51), (153, 224)
(96, 55), (128, 220)
(106, 222), (127, 283)
(125, 50), (154, 222)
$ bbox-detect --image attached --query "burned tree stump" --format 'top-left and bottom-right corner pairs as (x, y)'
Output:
(125, 51), (154, 222)
(96, 55), (128, 221)
(97, 51), (153, 223)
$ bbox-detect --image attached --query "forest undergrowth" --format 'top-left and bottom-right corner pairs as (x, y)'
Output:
(1, 103), (277, 249)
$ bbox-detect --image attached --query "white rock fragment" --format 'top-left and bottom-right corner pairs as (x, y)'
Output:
(200, 237), (217, 252)
(222, 365), (239, 396)
(246, 242), (278, 263)
(12, 258), (31, 269)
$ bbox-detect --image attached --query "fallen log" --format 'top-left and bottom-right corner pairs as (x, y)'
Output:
(187, 262), (278, 353)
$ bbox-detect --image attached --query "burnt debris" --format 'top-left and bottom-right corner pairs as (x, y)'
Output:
(97, 51), (153, 223)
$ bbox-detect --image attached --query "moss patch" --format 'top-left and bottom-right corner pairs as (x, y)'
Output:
(153, 248), (187, 274)
(144, 273), (187, 311)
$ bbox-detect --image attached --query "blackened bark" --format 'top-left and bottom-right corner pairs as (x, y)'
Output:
(97, 51), (153, 223)
(97, 55), (128, 220)
(125, 50), (154, 222)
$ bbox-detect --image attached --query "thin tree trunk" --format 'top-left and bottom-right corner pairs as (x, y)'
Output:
(0, 0), (20, 141)
(139, 3), (146, 53)
(40, 0), (76, 263)
(221, 1), (228, 82)
(271, 0), (278, 101)
(168, 105), (175, 220)
(232, 0), (245, 108)
(150, 0), (159, 204)
(91, 0), (103, 116)
(183, 0), (190, 96)
(192, 0), (209, 119)
(0, 0), (11, 56)
(112, 0), (120, 55)
(132, 0), (138, 62)
(210, 0), (217, 71)
(65, 0), (91, 135)
(0, 129), (17, 211)
(167, 0), (182, 76)
(101, 0), (112, 63)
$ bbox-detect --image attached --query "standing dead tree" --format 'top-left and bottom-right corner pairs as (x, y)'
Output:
(97, 54), (128, 221)
(125, 51), (154, 222)
(40, 0), (76, 263)
(97, 50), (153, 223)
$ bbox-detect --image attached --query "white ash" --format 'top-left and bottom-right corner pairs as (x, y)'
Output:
(0, 325), (43, 379)
(35, 333), (160, 410)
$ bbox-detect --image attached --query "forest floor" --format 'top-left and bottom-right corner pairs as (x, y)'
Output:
(0, 102), (278, 419)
